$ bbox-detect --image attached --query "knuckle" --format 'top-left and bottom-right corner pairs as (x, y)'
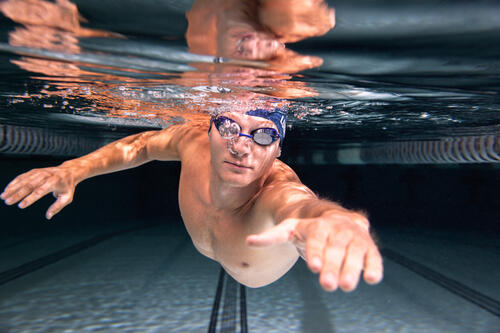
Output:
(324, 245), (344, 261)
(334, 229), (353, 242)
(311, 227), (327, 240)
(348, 245), (365, 259)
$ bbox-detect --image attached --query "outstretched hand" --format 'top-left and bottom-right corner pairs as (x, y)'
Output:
(246, 211), (383, 292)
(1, 166), (77, 220)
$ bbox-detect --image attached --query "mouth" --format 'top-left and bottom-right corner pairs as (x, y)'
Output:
(224, 161), (252, 169)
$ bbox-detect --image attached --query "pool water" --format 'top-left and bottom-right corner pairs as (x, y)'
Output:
(0, 0), (499, 332)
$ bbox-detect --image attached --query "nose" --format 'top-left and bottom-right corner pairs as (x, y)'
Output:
(227, 135), (251, 156)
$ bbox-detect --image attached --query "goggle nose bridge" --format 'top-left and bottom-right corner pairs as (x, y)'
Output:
(228, 133), (252, 148)
(238, 133), (253, 139)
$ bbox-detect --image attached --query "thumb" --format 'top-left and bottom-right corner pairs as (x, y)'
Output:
(46, 192), (73, 220)
(246, 218), (299, 247)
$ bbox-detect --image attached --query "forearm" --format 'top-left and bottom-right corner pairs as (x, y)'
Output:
(278, 196), (370, 231)
(308, 199), (370, 230)
(59, 131), (157, 184)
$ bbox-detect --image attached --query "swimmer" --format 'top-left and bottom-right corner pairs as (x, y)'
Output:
(1, 110), (383, 291)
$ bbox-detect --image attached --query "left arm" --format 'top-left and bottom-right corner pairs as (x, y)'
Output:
(247, 168), (383, 292)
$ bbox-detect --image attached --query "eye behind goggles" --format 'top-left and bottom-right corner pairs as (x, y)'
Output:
(212, 116), (279, 146)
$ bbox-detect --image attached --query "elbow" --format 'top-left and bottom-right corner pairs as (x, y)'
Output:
(118, 132), (153, 164)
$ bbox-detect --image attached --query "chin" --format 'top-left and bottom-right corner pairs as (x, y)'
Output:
(220, 173), (255, 187)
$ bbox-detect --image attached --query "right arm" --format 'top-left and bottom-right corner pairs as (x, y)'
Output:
(1, 124), (196, 219)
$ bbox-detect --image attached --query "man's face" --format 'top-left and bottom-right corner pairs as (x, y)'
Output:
(209, 111), (281, 187)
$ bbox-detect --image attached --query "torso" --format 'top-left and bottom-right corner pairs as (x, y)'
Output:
(176, 130), (299, 287)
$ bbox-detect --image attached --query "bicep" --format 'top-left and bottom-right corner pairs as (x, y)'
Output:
(146, 125), (205, 161)
(145, 128), (180, 161)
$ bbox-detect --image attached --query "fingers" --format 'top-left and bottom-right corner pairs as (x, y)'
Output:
(2, 168), (75, 220)
(246, 218), (298, 246)
(2, 183), (34, 206)
(268, 49), (324, 73)
(319, 240), (382, 292)
(300, 218), (384, 292)
(258, 0), (335, 43)
(1, 170), (44, 205)
(234, 33), (283, 60)
(337, 242), (365, 292)
(317, 230), (351, 291)
(301, 222), (330, 273)
(363, 247), (384, 285)
(17, 178), (57, 209)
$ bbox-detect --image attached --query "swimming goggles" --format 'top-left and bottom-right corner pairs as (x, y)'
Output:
(212, 116), (279, 146)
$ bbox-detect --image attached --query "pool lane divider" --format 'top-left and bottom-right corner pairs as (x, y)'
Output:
(382, 248), (500, 317)
(208, 267), (248, 333)
(0, 223), (160, 286)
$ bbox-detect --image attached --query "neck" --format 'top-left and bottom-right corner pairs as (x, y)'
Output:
(209, 171), (265, 212)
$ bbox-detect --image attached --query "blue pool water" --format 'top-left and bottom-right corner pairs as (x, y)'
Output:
(0, 0), (499, 332)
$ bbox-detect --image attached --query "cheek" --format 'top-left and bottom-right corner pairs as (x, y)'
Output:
(254, 148), (278, 171)
(209, 135), (224, 162)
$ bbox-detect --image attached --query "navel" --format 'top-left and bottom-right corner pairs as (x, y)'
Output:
(241, 262), (250, 268)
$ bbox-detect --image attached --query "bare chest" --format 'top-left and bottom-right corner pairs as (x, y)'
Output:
(177, 182), (298, 287)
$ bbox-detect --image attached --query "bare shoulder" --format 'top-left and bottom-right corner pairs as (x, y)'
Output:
(257, 160), (317, 219)
(265, 160), (314, 194)
(147, 121), (209, 161)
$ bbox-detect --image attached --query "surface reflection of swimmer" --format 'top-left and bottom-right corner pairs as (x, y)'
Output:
(2, 109), (383, 292)
(1, 0), (325, 119)
(187, 0), (334, 71)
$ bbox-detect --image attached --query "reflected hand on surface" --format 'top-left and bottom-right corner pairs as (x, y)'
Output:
(186, 0), (334, 71)
(1, 165), (78, 220)
(246, 211), (383, 292)
(258, 0), (335, 43)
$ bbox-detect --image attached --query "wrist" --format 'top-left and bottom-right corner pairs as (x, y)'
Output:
(321, 209), (370, 232)
(60, 159), (88, 184)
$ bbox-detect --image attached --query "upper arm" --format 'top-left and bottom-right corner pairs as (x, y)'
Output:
(260, 161), (318, 223)
(145, 123), (207, 161)
(261, 161), (345, 224)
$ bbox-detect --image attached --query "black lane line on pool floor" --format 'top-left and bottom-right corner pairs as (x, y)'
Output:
(208, 268), (226, 333)
(208, 267), (248, 333)
(220, 273), (238, 332)
(239, 284), (248, 333)
(0, 223), (160, 286)
(382, 248), (500, 317)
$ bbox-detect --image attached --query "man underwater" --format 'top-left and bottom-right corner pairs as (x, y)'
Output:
(1, 109), (383, 292)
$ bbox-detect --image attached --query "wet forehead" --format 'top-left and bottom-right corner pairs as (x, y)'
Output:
(221, 111), (277, 130)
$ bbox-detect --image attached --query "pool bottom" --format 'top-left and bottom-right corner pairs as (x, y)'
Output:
(0, 223), (498, 332)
